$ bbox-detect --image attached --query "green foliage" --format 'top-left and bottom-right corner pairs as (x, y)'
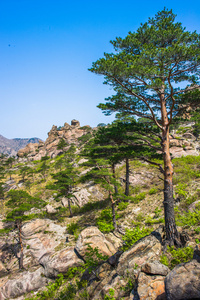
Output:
(57, 138), (67, 150)
(84, 244), (109, 270)
(173, 156), (200, 184)
(149, 188), (158, 195)
(5, 190), (46, 224)
(104, 288), (115, 300)
(154, 207), (162, 218)
(176, 209), (200, 228)
(175, 183), (187, 199)
(117, 201), (129, 211)
(25, 274), (75, 300)
(160, 246), (194, 270)
(66, 222), (80, 237)
(136, 213), (145, 222)
(122, 226), (151, 251)
(96, 208), (119, 233)
(78, 199), (109, 214)
(78, 132), (93, 145)
(131, 192), (146, 203)
(145, 215), (164, 225)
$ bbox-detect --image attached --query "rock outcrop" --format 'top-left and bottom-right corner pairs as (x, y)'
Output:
(17, 120), (93, 161)
(165, 259), (200, 300)
(0, 223), (199, 299)
(0, 267), (48, 300)
(75, 226), (117, 258)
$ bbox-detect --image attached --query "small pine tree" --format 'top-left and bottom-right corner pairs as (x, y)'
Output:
(4, 190), (45, 269)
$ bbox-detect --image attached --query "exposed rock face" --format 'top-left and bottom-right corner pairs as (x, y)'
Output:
(165, 259), (200, 300)
(0, 267), (48, 299)
(141, 261), (169, 276)
(169, 132), (200, 158)
(137, 272), (166, 300)
(75, 226), (117, 258)
(17, 120), (93, 161)
(83, 227), (164, 300)
(45, 204), (57, 214)
(117, 230), (162, 276)
(21, 219), (66, 261)
(39, 247), (83, 278)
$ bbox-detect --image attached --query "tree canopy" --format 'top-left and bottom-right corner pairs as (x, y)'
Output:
(89, 8), (200, 246)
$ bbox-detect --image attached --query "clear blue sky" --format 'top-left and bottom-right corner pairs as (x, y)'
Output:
(1, 0), (200, 140)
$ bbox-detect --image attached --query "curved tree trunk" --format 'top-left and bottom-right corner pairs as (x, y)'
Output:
(161, 92), (180, 246)
(125, 157), (130, 196)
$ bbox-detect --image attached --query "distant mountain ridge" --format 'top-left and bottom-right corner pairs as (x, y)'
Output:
(0, 135), (41, 156)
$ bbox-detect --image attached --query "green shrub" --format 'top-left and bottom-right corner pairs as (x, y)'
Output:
(96, 208), (119, 233)
(145, 216), (164, 225)
(66, 221), (80, 236)
(132, 186), (141, 194)
(117, 201), (129, 211)
(149, 188), (158, 195)
(131, 192), (146, 203)
(160, 246), (194, 270)
(104, 288), (115, 300)
(122, 226), (151, 251)
(176, 209), (200, 227)
(175, 183), (187, 199)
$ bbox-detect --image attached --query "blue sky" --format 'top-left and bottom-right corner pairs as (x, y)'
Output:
(1, 0), (200, 140)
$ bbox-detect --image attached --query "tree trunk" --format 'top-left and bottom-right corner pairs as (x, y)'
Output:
(112, 163), (118, 194)
(161, 93), (180, 246)
(109, 191), (117, 230)
(68, 198), (73, 217)
(18, 222), (24, 269)
(125, 157), (129, 196)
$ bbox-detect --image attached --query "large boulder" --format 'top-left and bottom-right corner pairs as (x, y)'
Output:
(39, 247), (82, 278)
(0, 267), (48, 299)
(117, 229), (162, 276)
(141, 261), (169, 276)
(75, 227), (116, 258)
(165, 259), (200, 300)
(22, 219), (66, 261)
(136, 272), (166, 300)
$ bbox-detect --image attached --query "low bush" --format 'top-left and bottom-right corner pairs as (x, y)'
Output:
(160, 246), (194, 269)
(131, 192), (146, 203)
(122, 226), (151, 251)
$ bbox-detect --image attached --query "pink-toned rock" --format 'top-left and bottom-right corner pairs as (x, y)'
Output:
(22, 219), (66, 261)
(137, 272), (166, 300)
(0, 267), (48, 299)
(75, 227), (116, 258)
(39, 247), (82, 278)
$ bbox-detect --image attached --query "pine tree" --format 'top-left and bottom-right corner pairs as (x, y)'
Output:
(4, 190), (45, 269)
(89, 8), (200, 246)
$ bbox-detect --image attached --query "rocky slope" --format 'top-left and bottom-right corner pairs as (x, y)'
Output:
(0, 135), (41, 157)
(0, 121), (199, 299)
(17, 119), (94, 161)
